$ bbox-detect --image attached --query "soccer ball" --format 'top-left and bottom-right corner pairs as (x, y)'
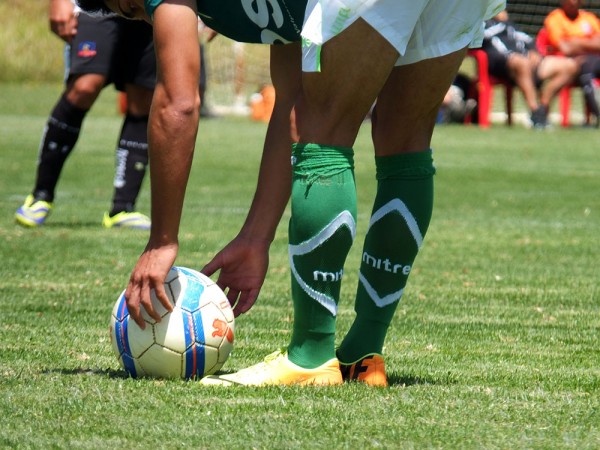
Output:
(110, 266), (234, 379)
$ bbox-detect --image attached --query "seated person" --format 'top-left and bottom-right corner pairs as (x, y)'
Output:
(483, 10), (578, 128)
(545, 0), (600, 126)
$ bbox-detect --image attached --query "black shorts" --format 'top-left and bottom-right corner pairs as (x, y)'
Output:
(486, 49), (511, 80)
(68, 13), (156, 91)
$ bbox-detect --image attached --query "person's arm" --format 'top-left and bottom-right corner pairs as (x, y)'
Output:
(202, 43), (302, 316)
(124, 0), (201, 329)
(49, 0), (77, 43)
(557, 34), (600, 56)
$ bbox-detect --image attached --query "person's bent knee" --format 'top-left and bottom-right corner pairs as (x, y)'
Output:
(65, 74), (106, 109)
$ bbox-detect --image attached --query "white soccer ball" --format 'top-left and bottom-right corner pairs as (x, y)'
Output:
(110, 266), (234, 379)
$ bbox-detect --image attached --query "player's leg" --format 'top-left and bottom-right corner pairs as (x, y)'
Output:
(337, 49), (467, 386)
(200, 43), (347, 387)
(102, 18), (155, 229)
(290, 2), (491, 368)
(33, 74), (104, 195)
(15, 13), (113, 227)
(286, 18), (400, 372)
(204, 21), (398, 386)
(31, 73), (105, 201)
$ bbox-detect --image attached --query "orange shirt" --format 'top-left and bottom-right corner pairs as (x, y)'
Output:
(544, 8), (600, 51)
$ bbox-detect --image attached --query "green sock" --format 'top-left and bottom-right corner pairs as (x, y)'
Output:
(287, 143), (357, 369)
(337, 149), (435, 363)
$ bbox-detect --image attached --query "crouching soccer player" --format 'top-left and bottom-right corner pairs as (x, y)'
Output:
(77, 0), (506, 386)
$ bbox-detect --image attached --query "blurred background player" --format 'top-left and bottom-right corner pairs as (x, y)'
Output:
(15, 0), (155, 229)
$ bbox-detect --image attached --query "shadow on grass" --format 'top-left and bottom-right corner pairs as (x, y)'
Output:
(43, 368), (460, 386)
(43, 221), (110, 229)
(388, 372), (459, 387)
(44, 368), (129, 378)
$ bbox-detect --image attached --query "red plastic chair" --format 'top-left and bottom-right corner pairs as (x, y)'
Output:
(465, 49), (514, 128)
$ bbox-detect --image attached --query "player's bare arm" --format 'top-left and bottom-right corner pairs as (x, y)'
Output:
(49, 0), (78, 43)
(125, 0), (201, 329)
(203, 43), (302, 315)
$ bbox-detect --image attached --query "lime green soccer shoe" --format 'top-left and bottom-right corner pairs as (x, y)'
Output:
(15, 195), (53, 227)
(102, 211), (151, 230)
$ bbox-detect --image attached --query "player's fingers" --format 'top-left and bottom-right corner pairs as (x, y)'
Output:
(153, 282), (173, 312)
(126, 273), (146, 329)
(233, 300), (251, 317)
(233, 289), (259, 317)
(139, 281), (162, 325)
(226, 289), (240, 308)
(201, 257), (220, 277)
(125, 290), (145, 330)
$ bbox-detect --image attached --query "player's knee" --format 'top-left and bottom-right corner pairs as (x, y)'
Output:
(66, 76), (105, 109)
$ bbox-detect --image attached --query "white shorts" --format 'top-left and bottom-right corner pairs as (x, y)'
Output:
(301, 0), (506, 71)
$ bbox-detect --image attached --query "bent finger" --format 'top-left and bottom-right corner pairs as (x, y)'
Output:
(226, 289), (240, 308)
(201, 256), (221, 278)
(153, 282), (173, 312)
(233, 289), (259, 317)
(139, 281), (162, 325)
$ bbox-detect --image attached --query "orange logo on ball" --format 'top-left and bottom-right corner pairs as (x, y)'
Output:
(212, 318), (234, 343)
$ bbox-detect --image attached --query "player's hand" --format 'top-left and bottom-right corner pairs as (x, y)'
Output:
(124, 243), (178, 329)
(49, 0), (78, 43)
(202, 235), (270, 317)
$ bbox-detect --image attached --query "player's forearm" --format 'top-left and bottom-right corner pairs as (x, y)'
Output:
(147, 94), (200, 246)
(239, 109), (293, 244)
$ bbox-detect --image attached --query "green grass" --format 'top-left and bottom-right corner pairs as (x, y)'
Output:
(1, 83), (599, 449)
(0, 2), (64, 82)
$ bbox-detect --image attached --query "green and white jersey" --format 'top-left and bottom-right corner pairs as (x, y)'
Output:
(144, 0), (306, 44)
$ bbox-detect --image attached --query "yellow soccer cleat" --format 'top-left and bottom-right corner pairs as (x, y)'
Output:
(339, 354), (388, 387)
(15, 195), (53, 227)
(200, 350), (343, 387)
(102, 211), (151, 230)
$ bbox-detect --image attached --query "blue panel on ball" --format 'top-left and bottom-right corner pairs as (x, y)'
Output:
(115, 316), (137, 377)
(114, 315), (128, 356)
(179, 279), (205, 312)
(121, 352), (138, 378)
(177, 266), (199, 280)
(115, 292), (129, 320)
(195, 344), (206, 379)
(182, 311), (195, 379)
(193, 308), (206, 345)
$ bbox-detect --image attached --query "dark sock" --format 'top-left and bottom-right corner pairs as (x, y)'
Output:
(33, 94), (87, 202)
(580, 73), (600, 118)
(109, 114), (149, 216)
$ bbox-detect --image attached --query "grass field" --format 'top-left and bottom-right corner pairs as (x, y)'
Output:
(1, 83), (599, 449)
